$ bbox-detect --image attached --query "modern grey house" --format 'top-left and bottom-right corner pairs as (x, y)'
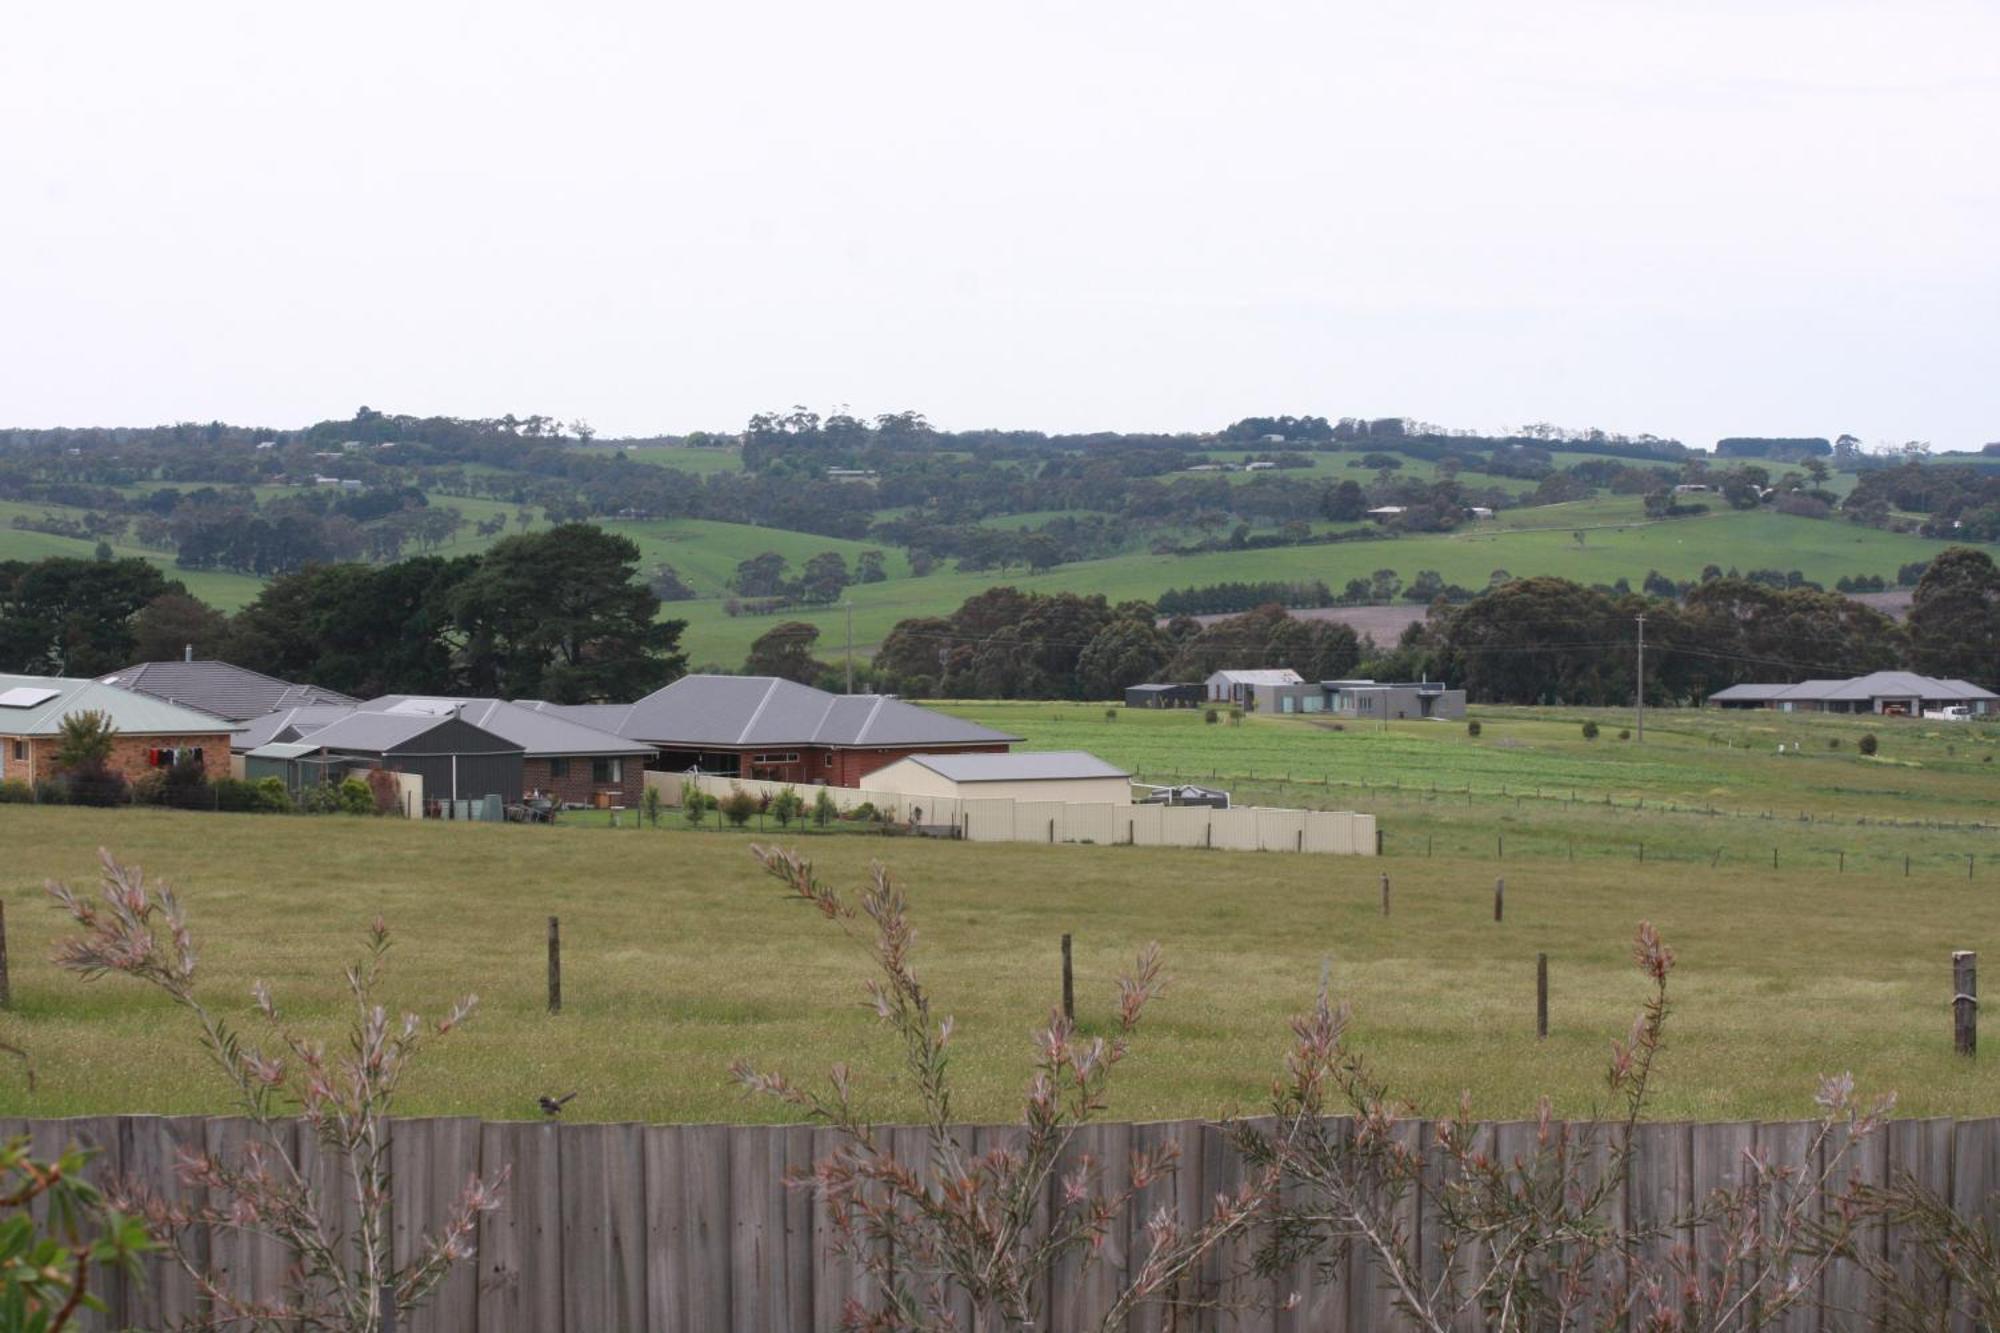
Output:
(101, 659), (356, 722)
(1707, 672), (1998, 716)
(1321, 680), (1468, 721)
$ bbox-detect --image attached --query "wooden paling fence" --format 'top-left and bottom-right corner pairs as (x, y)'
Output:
(17, 1112), (2000, 1331)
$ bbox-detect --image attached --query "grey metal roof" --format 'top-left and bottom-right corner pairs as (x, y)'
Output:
(231, 704), (360, 751)
(101, 660), (356, 722)
(245, 741), (321, 760)
(896, 751), (1130, 783)
(1205, 669), (1303, 686)
(361, 697), (654, 757)
(1712, 673), (2000, 704)
(532, 676), (1018, 750)
(0, 672), (245, 736)
(1707, 683), (1795, 701)
(286, 711), (521, 756)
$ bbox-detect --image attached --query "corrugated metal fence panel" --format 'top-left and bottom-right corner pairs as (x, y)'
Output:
(1121, 802), (1163, 846)
(1156, 805), (1215, 847)
(1012, 800), (1068, 843)
(1303, 810), (1355, 854)
(653, 773), (1376, 854)
(1065, 801), (1119, 845)
(1255, 807), (1308, 852)
(961, 798), (1016, 842)
(1209, 808), (1263, 852)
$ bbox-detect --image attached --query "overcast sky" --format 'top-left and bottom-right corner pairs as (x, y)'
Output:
(4, 1), (1995, 449)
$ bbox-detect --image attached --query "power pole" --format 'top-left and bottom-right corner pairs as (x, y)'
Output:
(1635, 613), (1646, 743)
(843, 600), (855, 694)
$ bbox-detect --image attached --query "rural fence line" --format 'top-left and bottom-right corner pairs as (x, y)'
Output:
(649, 772), (1379, 856)
(20, 1110), (2000, 1332)
(1128, 768), (2000, 838)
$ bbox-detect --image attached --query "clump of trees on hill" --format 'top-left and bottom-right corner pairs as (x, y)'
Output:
(0, 525), (687, 702)
(858, 547), (2000, 703)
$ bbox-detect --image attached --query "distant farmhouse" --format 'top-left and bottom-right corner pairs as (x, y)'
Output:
(1708, 672), (1998, 717)
(0, 672), (239, 787)
(1196, 670), (1467, 719)
(1206, 668), (1303, 707)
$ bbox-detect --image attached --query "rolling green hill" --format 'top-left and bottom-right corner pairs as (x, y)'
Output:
(670, 499), (1966, 666)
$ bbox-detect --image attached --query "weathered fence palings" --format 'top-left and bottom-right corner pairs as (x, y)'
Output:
(29, 1111), (2000, 1333)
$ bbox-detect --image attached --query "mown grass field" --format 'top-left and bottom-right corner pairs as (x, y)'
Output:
(6, 705), (1999, 1126)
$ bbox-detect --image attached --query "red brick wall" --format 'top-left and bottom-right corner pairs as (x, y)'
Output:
(2, 732), (233, 788)
(523, 755), (646, 807)
(831, 743), (1010, 788)
(676, 743), (1014, 790)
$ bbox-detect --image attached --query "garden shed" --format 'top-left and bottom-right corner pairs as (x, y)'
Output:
(863, 751), (1133, 806)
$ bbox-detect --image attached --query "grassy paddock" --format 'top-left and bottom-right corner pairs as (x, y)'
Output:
(6, 799), (1998, 1126)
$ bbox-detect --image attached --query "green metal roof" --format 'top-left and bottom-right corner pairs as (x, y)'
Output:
(0, 672), (245, 737)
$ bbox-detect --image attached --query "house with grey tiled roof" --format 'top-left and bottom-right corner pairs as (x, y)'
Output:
(528, 674), (1018, 787)
(101, 659), (356, 722)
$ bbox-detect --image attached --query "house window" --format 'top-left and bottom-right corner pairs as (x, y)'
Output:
(9, 741), (21, 761)
(549, 757), (569, 778)
(592, 757), (622, 785)
(751, 752), (799, 765)
(825, 754), (834, 768)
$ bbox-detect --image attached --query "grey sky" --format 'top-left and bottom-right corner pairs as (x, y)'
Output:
(5, 1), (1995, 449)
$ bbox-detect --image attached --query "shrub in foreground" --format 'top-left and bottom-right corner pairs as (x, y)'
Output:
(1581, 719), (1600, 740)
(48, 850), (502, 1329)
(1860, 731), (1880, 756)
(0, 777), (37, 804)
(735, 844), (1258, 1330)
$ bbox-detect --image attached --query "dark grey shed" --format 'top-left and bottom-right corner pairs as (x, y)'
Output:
(1124, 683), (1203, 709)
(286, 711), (525, 803)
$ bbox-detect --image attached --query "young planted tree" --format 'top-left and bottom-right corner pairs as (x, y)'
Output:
(1239, 923), (1894, 1332)
(47, 850), (504, 1332)
(641, 780), (664, 827)
(733, 845), (1264, 1331)
(812, 786), (840, 829)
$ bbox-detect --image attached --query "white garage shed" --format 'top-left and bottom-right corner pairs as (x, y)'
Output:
(863, 751), (1133, 806)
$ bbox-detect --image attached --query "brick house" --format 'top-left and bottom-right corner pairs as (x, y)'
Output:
(530, 675), (1019, 788)
(0, 673), (241, 787)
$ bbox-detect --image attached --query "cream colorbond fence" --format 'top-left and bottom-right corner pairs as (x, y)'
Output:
(645, 772), (1377, 855)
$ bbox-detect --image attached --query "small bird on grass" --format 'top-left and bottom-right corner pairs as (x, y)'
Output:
(538, 1092), (577, 1117)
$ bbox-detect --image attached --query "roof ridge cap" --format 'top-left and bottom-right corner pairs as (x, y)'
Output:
(737, 677), (783, 745)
